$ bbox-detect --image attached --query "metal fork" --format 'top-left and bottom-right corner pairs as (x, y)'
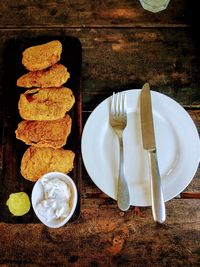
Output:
(110, 92), (130, 211)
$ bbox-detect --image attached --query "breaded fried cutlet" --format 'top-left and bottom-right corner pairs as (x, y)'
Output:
(18, 87), (75, 120)
(15, 115), (72, 149)
(17, 64), (70, 88)
(22, 40), (62, 71)
(21, 146), (75, 182)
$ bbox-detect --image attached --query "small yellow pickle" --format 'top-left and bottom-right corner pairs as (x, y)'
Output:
(6, 192), (31, 216)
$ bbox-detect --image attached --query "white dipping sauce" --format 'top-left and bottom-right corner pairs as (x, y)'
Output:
(36, 177), (71, 222)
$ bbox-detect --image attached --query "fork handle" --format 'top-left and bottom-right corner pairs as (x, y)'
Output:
(117, 134), (130, 211)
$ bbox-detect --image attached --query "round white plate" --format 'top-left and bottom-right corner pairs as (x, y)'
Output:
(81, 90), (200, 206)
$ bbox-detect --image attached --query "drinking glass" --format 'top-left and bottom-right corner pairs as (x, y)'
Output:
(139, 0), (170, 13)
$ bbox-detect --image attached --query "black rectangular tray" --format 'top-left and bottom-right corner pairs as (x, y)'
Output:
(0, 36), (82, 223)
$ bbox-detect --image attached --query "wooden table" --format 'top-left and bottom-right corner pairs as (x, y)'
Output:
(0, 1), (199, 266)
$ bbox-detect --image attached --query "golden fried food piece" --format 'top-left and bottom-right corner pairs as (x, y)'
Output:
(15, 115), (72, 149)
(17, 64), (70, 88)
(18, 87), (75, 120)
(22, 40), (62, 71)
(21, 146), (75, 182)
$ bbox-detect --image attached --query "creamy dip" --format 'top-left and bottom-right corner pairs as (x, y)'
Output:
(36, 177), (71, 222)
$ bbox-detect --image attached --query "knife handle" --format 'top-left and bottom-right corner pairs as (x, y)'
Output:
(148, 151), (166, 223)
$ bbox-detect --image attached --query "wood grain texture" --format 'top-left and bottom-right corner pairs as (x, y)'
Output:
(0, 1), (200, 265)
(0, 199), (199, 266)
(0, 0), (197, 28)
(0, 28), (199, 110)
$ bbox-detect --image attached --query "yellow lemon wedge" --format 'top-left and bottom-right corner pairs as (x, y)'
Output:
(6, 192), (31, 216)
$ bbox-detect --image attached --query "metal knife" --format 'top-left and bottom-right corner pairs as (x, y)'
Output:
(140, 83), (166, 223)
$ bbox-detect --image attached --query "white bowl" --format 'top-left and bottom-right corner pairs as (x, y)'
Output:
(31, 172), (78, 228)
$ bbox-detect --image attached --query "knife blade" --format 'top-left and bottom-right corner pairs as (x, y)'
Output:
(140, 83), (166, 223)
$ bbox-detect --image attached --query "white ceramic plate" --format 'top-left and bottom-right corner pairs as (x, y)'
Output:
(81, 90), (200, 206)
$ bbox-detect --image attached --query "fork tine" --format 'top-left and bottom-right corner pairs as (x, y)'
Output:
(111, 92), (115, 115)
(123, 92), (126, 115)
(118, 93), (122, 115)
(120, 92), (124, 115)
(116, 93), (120, 115)
(119, 92), (126, 116)
(113, 92), (119, 115)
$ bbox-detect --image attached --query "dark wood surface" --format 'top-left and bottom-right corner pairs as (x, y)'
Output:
(0, 1), (200, 266)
